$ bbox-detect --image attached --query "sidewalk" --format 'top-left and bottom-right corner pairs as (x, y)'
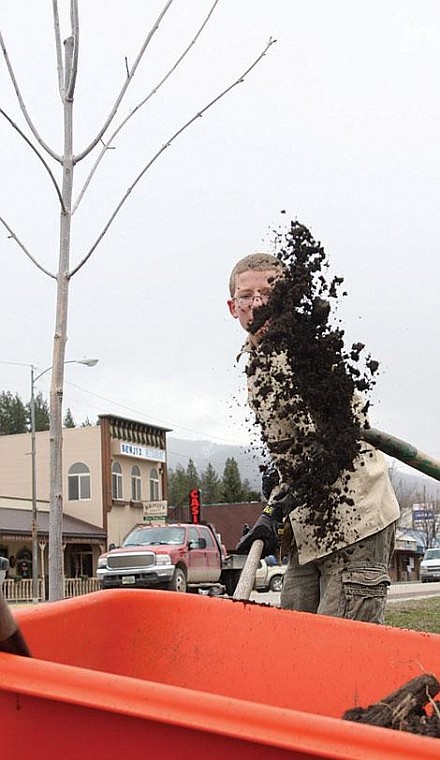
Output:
(387, 580), (440, 602)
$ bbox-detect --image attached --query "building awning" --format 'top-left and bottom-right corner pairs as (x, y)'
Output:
(0, 507), (106, 543)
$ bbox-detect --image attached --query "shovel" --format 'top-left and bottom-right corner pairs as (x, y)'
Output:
(232, 427), (440, 601)
(232, 539), (264, 601)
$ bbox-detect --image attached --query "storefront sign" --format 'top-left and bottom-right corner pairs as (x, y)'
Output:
(143, 500), (168, 524)
(120, 442), (166, 462)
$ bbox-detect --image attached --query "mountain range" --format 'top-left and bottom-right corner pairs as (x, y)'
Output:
(167, 435), (440, 499)
(167, 436), (264, 489)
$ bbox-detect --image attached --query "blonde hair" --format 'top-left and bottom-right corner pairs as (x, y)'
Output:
(228, 253), (284, 297)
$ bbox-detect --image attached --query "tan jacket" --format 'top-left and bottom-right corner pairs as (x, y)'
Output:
(241, 341), (400, 564)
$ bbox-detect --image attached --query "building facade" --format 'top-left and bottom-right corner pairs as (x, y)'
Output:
(0, 414), (170, 580)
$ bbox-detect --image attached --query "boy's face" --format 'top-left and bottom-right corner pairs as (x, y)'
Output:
(227, 269), (278, 332)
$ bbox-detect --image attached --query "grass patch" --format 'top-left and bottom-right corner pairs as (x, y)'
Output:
(385, 597), (440, 634)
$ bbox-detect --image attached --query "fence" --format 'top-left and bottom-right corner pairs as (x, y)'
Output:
(64, 577), (101, 598)
(3, 577), (101, 603)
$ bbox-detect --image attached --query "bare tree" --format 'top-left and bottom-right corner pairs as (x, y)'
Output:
(388, 464), (418, 526)
(0, 1), (275, 600)
(389, 465), (440, 548)
(411, 486), (440, 550)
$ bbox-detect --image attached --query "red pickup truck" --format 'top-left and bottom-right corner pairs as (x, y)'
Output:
(97, 523), (246, 595)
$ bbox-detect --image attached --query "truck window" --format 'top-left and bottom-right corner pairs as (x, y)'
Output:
(188, 527), (199, 544)
(123, 527), (185, 546)
(425, 549), (440, 560)
(198, 527), (215, 548)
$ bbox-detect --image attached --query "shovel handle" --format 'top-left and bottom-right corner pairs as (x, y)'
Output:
(362, 427), (440, 482)
(232, 539), (264, 601)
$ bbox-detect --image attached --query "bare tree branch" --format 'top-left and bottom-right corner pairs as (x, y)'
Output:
(69, 37), (276, 277)
(73, 0), (220, 214)
(52, 0), (65, 100)
(66, 0), (79, 102)
(0, 28), (62, 163)
(74, 0), (175, 163)
(0, 216), (56, 278)
(0, 108), (66, 212)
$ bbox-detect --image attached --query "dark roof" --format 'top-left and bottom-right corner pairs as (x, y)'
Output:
(168, 502), (263, 551)
(0, 508), (105, 540)
(98, 413), (172, 434)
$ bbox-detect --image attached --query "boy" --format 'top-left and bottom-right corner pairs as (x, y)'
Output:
(227, 251), (399, 623)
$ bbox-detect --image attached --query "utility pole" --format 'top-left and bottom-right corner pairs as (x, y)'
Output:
(30, 365), (38, 603)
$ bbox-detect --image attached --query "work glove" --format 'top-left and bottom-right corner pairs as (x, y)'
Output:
(269, 490), (297, 518)
(235, 493), (295, 557)
(261, 462), (280, 501)
(235, 509), (281, 557)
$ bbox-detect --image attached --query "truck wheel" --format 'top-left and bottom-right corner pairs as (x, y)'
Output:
(168, 568), (187, 593)
(269, 575), (283, 593)
(221, 569), (242, 597)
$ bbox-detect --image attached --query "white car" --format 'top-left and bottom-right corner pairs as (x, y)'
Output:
(254, 559), (286, 593)
(420, 548), (440, 583)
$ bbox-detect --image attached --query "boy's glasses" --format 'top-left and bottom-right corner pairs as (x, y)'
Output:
(233, 289), (272, 308)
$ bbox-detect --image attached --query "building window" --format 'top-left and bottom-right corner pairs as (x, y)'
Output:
(149, 467), (159, 501)
(112, 462), (123, 500)
(68, 462), (91, 500)
(131, 465), (142, 501)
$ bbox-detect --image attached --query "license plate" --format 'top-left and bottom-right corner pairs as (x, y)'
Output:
(122, 575), (135, 585)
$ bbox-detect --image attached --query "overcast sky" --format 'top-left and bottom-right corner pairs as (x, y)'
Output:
(1, 1), (440, 473)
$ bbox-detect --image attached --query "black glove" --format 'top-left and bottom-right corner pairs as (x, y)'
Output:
(270, 490), (297, 517)
(235, 502), (285, 557)
(261, 463), (280, 501)
(235, 513), (280, 557)
(235, 491), (297, 557)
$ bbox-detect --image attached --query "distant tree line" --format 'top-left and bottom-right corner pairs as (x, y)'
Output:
(167, 457), (261, 507)
(0, 389), (93, 434)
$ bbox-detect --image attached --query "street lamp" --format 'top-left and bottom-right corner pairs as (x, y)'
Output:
(29, 358), (98, 602)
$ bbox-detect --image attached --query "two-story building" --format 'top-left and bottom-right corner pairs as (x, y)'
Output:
(0, 414), (170, 581)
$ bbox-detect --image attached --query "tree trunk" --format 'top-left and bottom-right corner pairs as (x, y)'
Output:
(48, 36), (74, 602)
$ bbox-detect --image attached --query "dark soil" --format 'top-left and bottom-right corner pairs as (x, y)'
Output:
(247, 217), (379, 552)
(342, 674), (440, 738)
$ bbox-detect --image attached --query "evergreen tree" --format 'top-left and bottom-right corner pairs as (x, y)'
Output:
(201, 462), (222, 504)
(242, 477), (261, 502)
(221, 457), (245, 503)
(186, 458), (200, 489)
(31, 391), (50, 431)
(167, 464), (189, 509)
(80, 416), (93, 427)
(64, 408), (76, 428)
(0, 391), (27, 435)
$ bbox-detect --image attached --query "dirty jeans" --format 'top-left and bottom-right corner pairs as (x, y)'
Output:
(280, 523), (396, 624)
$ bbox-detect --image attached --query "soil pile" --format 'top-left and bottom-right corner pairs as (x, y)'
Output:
(342, 673), (440, 738)
(247, 218), (379, 551)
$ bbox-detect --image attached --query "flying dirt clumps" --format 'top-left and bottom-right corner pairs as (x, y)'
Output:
(247, 219), (379, 551)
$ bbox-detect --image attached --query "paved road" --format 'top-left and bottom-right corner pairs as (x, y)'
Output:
(387, 580), (440, 602)
(250, 581), (440, 607)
